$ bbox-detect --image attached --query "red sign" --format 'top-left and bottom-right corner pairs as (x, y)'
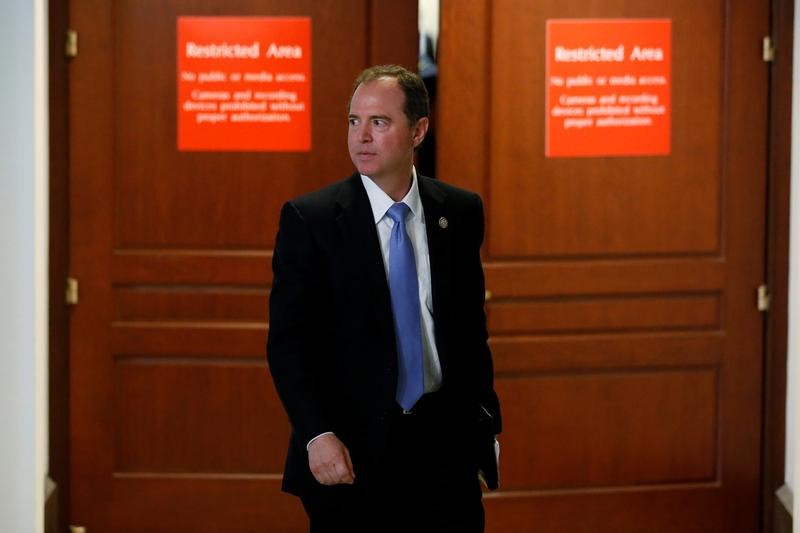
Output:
(177, 17), (311, 152)
(545, 19), (671, 158)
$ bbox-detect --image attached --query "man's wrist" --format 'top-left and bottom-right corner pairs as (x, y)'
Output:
(306, 431), (335, 451)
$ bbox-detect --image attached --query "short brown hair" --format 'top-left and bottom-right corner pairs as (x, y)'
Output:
(350, 64), (430, 125)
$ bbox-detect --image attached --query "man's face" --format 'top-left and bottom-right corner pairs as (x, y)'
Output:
(348, 78), (428, 184)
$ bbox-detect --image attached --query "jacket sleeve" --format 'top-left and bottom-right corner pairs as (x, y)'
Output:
(471, 194), (502, 435)
(267, 201), (332, 447)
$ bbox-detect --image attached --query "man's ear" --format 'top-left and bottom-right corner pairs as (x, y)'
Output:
(412, 117), (430, 149)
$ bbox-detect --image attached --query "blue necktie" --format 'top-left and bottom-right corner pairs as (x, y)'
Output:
(386, 202), (424, 411)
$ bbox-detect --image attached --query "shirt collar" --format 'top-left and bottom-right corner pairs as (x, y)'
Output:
(360, 167), (423, 224)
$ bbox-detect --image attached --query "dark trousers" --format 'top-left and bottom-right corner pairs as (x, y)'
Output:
(300, 393), (485, 533)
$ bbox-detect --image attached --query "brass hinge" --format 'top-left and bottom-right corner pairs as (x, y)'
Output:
(763, 36), (775, 62)
(65, 277), (79, 305)
(65, 29), (78, 58)
(757, 284), (771, 312)
(69, 526), (86, 533)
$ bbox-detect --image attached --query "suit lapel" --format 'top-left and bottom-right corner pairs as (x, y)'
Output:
(418, 175), (453, 377)
(335, 174), (396, 355)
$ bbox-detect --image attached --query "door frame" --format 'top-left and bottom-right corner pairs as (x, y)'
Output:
(762, 0), (794, 531)
(47, 0), (71, 531)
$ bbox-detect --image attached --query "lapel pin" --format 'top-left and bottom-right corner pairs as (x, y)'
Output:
(438, 217), (449, 229)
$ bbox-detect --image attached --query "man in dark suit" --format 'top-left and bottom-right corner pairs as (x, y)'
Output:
(267, 65), (501, 532)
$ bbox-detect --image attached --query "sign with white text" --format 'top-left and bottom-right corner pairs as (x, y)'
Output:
(545, 19), (671, 158)
(178, 17), (311, 151)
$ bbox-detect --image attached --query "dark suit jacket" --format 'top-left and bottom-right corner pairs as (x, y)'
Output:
(267, 172), (501, 496)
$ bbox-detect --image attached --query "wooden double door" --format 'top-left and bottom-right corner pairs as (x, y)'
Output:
(68, 0), (769, 531)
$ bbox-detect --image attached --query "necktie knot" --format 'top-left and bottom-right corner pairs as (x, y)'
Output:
(386, 202), (411, 225)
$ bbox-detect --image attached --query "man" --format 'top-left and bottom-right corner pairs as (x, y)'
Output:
(267, 64), (501, 532)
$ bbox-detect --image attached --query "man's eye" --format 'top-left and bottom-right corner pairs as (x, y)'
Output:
(373, 119), (386, 127)
(348, 118), (358, 126)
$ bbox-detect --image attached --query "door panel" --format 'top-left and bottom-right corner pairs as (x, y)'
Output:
(498, 369), (717, 489)
(439, 0), (767, 531)
(69, 1), (418, 531)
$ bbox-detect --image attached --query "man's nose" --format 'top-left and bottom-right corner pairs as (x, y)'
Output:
(358, 124), (372, 142)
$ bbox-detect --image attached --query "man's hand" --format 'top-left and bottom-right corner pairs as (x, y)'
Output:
(307, 433), (355, 485)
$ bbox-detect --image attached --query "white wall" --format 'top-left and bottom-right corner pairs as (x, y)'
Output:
(0, 0), (49, 532)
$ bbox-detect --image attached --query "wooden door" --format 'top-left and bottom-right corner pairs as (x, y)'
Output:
(68, 1), (417, 531)
(439, 1), (767, 531)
